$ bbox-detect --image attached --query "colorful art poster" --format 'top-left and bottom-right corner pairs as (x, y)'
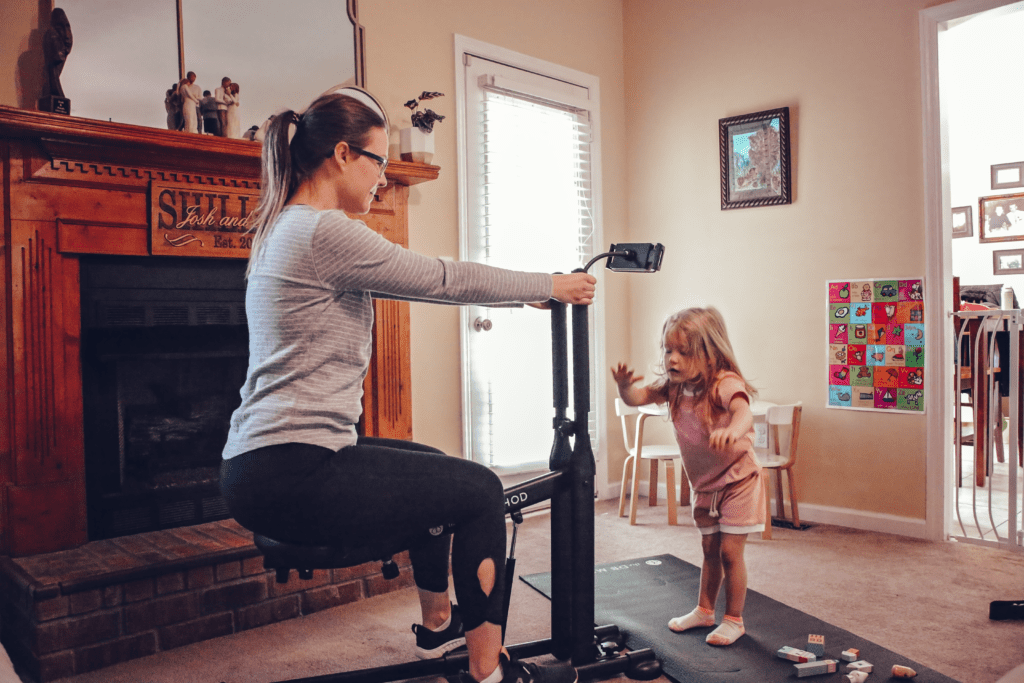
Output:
(827, 278), (925, 413)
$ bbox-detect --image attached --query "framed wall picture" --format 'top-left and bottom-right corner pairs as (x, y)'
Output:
(991, 161), (1024, 190)
(979, 192), (1024, 243)
(719, 107), (792, 210)
(952, 205), (973, 238)
(993, 248), (1024, 275)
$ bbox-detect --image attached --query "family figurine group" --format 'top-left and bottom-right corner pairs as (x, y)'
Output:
(165, 73), (242, 139)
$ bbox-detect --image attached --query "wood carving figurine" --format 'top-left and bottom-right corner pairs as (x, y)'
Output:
(178, 71), (202, 133)
(43, 8), (73, 100)
(224, 82), (241, 138)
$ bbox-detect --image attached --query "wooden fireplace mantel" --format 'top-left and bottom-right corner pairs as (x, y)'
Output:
(0, 105), (438, 556)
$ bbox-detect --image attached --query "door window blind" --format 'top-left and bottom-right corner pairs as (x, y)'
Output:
(476, 75), (596, 269)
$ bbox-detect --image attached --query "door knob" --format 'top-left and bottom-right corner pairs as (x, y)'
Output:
(474, 317), (493, 332)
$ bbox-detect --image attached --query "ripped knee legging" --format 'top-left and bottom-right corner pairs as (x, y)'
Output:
(220, 437), (507, 631)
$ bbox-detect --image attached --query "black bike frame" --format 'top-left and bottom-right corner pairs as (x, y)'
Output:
(274, 249), (663, 683)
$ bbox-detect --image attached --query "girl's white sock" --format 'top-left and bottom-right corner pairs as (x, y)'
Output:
(667, 605), (716, 632)
(706, 615), (745, 646)
(431, 613), (451, 632)
(478, 663), (503, 683)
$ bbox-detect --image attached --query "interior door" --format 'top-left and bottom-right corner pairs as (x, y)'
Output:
(460, 52), (598, 474)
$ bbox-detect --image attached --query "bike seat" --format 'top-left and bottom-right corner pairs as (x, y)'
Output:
(253, 533), (401, 583)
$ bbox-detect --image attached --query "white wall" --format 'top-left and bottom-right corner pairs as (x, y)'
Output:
(623, 0), (934, 525)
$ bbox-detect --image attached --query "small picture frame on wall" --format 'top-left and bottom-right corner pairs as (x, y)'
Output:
(952, 205), (973, 238)
(992, 161), (1024, 190)
(979, 192), (1024, 243)
(993, 247), (1024, 275)
(719, 107), (792, 210)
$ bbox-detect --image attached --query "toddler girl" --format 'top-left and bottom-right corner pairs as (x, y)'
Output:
(612, 307), (763, 646)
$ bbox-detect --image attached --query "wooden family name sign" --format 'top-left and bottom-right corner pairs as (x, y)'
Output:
(151, 181), (259, 257)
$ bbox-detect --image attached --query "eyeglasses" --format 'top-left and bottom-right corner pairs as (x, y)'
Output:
(349, 145), (388, 177)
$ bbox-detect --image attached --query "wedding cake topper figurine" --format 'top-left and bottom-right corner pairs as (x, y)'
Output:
(41, 7), (73, 114)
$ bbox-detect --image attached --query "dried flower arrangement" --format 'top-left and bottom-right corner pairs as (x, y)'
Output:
(405, 91), (446, 133)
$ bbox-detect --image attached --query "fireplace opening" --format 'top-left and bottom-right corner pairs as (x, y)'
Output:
(80, 256), (248, 540)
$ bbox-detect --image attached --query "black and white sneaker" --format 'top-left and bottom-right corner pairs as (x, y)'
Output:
(494, 653), (578, 683)
(412, 603), (467, 659)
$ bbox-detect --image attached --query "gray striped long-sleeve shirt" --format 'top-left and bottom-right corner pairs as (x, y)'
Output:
(221, 205), (553, 459)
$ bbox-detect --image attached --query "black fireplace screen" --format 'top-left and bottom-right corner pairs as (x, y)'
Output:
(80, 256), (248, 539)
(119, 356), (241, 491)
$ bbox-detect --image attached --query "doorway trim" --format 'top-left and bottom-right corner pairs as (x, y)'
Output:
(920, 0), (1020, 542)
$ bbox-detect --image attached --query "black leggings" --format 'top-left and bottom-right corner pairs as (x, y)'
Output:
(220, 437), (506, 631)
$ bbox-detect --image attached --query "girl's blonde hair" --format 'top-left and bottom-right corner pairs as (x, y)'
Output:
(655, 307), (757, 429)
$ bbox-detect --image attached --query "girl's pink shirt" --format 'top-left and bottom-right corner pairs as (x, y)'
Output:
(671, 371), (760, 493)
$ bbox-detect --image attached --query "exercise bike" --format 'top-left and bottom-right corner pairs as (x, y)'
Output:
(250, 244), (666, 683)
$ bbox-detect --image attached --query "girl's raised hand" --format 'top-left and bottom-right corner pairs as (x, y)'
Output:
(611, 363), (643, 392)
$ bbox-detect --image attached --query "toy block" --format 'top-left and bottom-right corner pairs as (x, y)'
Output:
(892, 664), (918, 678)
(846, 661), (873, 673)
(844, 672), (869, 683)
(777, 645), (816, 663)
(794, 659), (838, 677)
(806, 634), (825, 656)
(840, 648), (860, 662)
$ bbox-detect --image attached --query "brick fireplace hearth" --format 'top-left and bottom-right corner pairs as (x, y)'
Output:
(0, 518), (414, 681)
(0, 106), (439, 679)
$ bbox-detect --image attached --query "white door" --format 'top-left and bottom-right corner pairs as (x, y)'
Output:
(457, 41), (603, 476)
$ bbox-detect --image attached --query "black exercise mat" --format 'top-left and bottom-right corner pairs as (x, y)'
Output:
(521, 554), (959, 682)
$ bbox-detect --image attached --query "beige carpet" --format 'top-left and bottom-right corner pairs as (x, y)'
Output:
(31, 498), (1024, 683)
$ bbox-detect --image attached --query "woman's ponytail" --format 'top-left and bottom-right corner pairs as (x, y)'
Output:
(245, 110), (298, 278)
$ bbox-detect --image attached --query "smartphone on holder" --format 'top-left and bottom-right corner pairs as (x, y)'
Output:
(605, 243), (665, 273)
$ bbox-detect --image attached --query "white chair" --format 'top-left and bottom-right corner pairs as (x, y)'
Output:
(757, 402), (802, 540)
(615, 398), (686, 525)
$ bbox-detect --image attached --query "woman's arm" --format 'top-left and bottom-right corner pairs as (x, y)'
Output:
(372, 272), (594, 307)
(314, 214), (557, 305)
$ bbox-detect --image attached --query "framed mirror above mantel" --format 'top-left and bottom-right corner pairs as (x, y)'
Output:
(56, 0), (365, 132)
(0, 103), (439, 556)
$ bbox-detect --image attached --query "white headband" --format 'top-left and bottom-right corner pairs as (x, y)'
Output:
(317, 84), (390, 131)
(283, 85), (390, 145)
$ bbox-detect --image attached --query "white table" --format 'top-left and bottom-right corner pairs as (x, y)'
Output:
(637, 399), (777, 418)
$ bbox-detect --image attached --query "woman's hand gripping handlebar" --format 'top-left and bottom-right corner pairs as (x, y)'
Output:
(529, 272), (596, 309)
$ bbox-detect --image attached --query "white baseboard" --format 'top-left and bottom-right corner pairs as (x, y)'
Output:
(610, 481), (929, 539)
(787, 502), (928, 539)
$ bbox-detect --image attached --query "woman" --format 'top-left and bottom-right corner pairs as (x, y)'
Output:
(224, 82), (241, 138)
(164, 83), (181, 130)
(220, 86), (591, 683)
(178, 71), (202, 133)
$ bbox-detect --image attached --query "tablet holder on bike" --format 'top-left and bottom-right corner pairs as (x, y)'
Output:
(251, 243), (665, 683)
